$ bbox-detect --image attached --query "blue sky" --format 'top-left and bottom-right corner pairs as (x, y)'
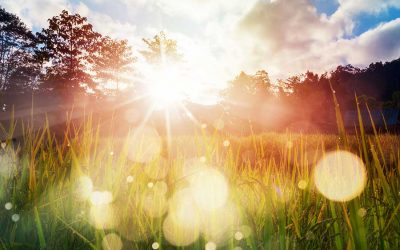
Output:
(312, 0), (340, 16)
(311, 0), (400, 37)
(312, 0), (400, 37)
(353, 7), (400, 36)
(1, 0), (400, 82)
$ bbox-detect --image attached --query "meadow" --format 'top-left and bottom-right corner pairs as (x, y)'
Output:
(1, 1), (400, 249)
(0, 112), (399, 250)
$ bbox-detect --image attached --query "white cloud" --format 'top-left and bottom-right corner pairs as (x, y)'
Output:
(234, 0), (341, 78)
(1, 0), (70, 28)
(1, 0), (399, 82)
(119, 0), (257, 22)
(331, 0), (400, 35)
(1, 0), (136, 41)
(240, 0), (338, 50)
(230, 0), (400, 79)
(75, 2), (137, 41)
(336, 18), (400, 65)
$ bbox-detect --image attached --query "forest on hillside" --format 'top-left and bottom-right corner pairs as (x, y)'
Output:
(1, 6), (400, 132)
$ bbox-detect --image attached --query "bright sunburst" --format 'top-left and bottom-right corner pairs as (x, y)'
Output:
(145, 65), (188, 109)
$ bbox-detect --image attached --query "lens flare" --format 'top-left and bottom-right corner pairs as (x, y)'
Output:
(90, 191), (113, 205)
(205, 242), (217, 250)
(146, 66), (186, 109)
(143, 193), (168, 218)
(314, 151), (367, 202)
(168, 188), (201, 229)
(126, 175), (134, 183)
(200, 202), (241, 244)
(152, 242), (160, 249)
(89, 204), (119, 229)
(11, 214), (20, 222)
(163, 188), (201, 246)
(4, 202), (12, 210)
(102, 233), (123, 250)
(74, 176), (93, 201)
(190, 168), (229, 211)
(162, 215), (200, 247)
(89, 191), (118, 229)
(127, 127), (161, 163)
(297, 180), (308, 190)
(234, 231), (244, 241)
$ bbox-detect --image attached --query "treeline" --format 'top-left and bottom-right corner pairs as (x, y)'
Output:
(221, 59), (400, 131)
(1, 6), (400, 130)
(0, 7), (167, 96)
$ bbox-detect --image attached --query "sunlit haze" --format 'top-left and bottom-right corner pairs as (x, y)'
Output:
(0, 1), (399, 249)
(4, 0), (400, 82)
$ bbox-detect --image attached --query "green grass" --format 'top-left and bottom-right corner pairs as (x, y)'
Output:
(0, 111), (399, 250)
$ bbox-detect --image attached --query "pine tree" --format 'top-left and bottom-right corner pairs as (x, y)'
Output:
(0, 7), (41, 91)
(38, 10), (101, 93)
(93, 36), (135, 93)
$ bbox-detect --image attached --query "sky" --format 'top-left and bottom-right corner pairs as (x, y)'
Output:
(1, 0), (400, 86)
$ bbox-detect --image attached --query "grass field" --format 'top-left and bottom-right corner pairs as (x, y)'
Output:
(0, 111), (399, 250)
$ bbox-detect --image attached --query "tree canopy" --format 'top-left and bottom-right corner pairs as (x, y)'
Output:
(0, 7), (41, 91)
(141, 31), (180, 65)
(0, 5), (400, 132)
(37, 10), (101, 93)
(93, 36), (135, 92)
(223, 70), (272, 105)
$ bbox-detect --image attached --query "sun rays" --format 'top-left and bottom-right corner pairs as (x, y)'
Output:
(120, 39), (212, 152)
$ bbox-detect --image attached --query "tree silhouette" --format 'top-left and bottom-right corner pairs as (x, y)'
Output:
(253, 70), (272, 100)
(223, 70), (272, 105)
(38, 10), (101, 93)
(0, 7), (41, 92)
(93, 36), (135, 93)
(390, 91), (400, 108)
(223, 71), (253, 102)
(141, 31), (180, 65)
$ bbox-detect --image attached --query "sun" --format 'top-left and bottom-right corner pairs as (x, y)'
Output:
(146, 66), (187, 109)
(130, 48), (222, 135)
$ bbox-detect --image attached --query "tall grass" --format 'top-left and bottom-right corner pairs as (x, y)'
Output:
(0, 108), (399, 250)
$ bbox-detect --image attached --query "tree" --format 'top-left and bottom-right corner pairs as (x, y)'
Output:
(141, 31), (180, 65)
(253, 70), (271, 100)
(38, 10), (101, 93)
(223, 70), (272, 104)
(0, 7), (41, 91)
(93, 36), (135, 92)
